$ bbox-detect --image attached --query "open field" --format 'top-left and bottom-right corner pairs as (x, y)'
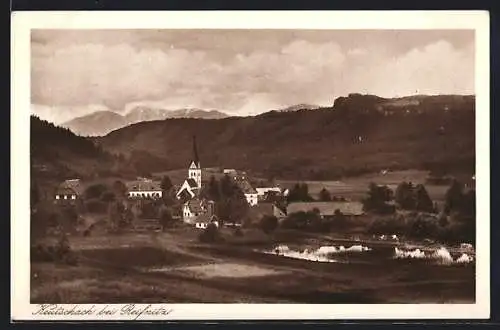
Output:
(31, 229), (475, 304)
(276, 169), (452, 201)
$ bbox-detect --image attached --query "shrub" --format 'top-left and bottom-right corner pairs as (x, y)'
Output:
(85, 198), (108, 213)
(84, 184), (108, 200)
(198, 223), (221, 243)
(30, 236), (79, 266)
(100, 191), (116, 202)
(259, 215), (278, 234)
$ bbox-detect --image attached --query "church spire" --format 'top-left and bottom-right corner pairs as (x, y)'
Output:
(192, 135), (200, 167)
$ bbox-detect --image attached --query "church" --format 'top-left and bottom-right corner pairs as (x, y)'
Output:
(176, 136), (203, 200)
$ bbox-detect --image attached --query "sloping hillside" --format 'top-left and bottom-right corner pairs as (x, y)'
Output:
(31, 116), (121, 180)
(95, 94), (475, 180)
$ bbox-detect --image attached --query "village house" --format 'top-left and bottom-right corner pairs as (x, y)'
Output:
(223, 168), (237, 175)
(234, 176), (258, 206)
(255, 186), (282, 202)
(176, 136), (202, 200)
(182, 198), (218, 229)
(54, 179), (83, 203)
(126, 178), (163, 199)
(251, 202), (287, 221)
(286, 201), (364, 220)
(256, 187), (282, 196)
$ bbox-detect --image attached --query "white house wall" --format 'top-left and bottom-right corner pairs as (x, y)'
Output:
(245, 193), (258, 206)
(128, 190), (163, 198)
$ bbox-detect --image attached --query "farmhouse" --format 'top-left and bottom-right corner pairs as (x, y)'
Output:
(234, 176), (258, 206)
(286, 201), (364, 219)
(126, 178), (163, 199)
(55, 179), (83, 203)
(176, 136), (202, 200)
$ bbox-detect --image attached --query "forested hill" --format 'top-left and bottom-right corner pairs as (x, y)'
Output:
(94, 94), (475, 180)
(30, 116), (119, 179)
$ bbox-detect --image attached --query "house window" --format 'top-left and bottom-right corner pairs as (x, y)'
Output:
(55, 195), (60, 200)
(64, 195), (68, 200)
(71, 195), (76, 200)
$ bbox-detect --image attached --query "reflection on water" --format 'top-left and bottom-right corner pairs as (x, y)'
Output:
(261, 244), (372, 263)
(259, 242), (475, 266)
(394, 247), (475, 265)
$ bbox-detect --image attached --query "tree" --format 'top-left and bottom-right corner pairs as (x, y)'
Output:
(107, 201), (123, 230)
(112, 180), (128, 198)
(461, 189), (476, 217)
(287, 183), (313, 202)
(161, 175), (173, 192)
(319, 188), (332, 201)
(260, 215), (278, 234)
(395, 181), (416, 210)
(100, 191), (116, 203)
(444, 180), (464, 215)
(85, 184), (108, 200)
(362, 183), (395, 214)
(205, 176), (220, 201)
(159, 209), (175, 230)
(414, 184), (434, 212)
(198, 223), (220, 243)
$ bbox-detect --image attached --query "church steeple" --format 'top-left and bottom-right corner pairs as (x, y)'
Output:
(192, 135), (200, 167)
(188, 135), (202, 188)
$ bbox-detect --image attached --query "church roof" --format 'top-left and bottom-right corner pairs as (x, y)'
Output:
(191, 135), (200, 167)
(186, 178), (198, 188)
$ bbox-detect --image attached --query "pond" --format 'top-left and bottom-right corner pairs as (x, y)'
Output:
(257, 241), (475, 266)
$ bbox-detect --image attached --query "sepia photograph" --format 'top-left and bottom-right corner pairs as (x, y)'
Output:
(11, 11), (490, 320)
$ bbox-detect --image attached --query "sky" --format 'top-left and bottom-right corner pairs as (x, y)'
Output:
(31, 29), (475, 124)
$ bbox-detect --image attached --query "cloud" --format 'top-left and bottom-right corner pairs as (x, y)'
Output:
(31, 32), (475, 122)
(345, 40), (475, 97)
(31, 103), (111, 124)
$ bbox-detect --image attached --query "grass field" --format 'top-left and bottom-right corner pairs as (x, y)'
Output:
(276, 169), (451, 202)
(31, 228), (475, 304)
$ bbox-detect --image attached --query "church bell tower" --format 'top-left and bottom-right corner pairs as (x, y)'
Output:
(188, 135), (202, 188)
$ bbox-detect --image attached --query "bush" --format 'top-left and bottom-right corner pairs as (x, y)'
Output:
(30, 236), (79, 265)
(85, 198), (108, 213)
(233, 227), (244, 237)
(260, 215), (278, 234)
(100, 191), (116, 202)
(198, 223), (221, 243)
(84, 184), (108, 199)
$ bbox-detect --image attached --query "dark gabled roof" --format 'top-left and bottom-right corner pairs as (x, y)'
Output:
(251, 202), (274, 216)
(287, 201), (364, 216)
(186, 178), (198, 188)
(194, 214), (218, 224)
(126, 179), (162, 192)
(234, 178), (257, 194)
(56, 179), (83, 195)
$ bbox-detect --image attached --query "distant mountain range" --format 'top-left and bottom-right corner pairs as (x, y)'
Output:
(93, 94), (475, 180)
(61, 107), (230, 136)
(31, 94), (475, 182)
